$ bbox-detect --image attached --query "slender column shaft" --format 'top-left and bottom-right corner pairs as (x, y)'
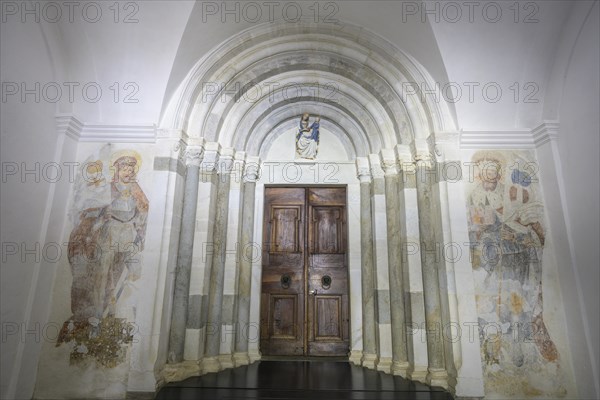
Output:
(396, 146), (429, 382)
(358, 165), (377, 367)
(204, 150), (234, 371)
(234, 178), (256, 357)
(415, 156), (447, 375)
(382, 156), (409, 374)
(168, 145), (204, 363)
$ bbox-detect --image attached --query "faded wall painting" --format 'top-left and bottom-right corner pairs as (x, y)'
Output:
(466, 150), (566, 397)
(56, 146), (148, 367)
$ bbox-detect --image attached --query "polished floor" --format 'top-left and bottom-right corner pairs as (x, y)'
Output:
(155, 360), (454, 400)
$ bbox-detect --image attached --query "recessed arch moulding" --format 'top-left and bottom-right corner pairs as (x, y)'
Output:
(155, 19), (487, 397)
(160, 20), (457, 156)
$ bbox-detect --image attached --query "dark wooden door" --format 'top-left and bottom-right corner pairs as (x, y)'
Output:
(260, 187), (306, 356)
(260, 187), (349, 357)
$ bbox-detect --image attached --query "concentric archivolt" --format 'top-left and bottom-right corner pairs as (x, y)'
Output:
(161, 20), (456, 158)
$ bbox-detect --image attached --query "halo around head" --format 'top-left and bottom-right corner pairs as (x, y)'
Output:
(110, 149), (142, 169)
(472, 150), (506, 166)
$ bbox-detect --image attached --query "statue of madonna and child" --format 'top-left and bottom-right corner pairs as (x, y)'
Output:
(295, 113), (320, 159)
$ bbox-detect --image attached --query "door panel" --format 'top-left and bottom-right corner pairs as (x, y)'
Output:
(270, 295), (298, 338)
(311, 207), (343, 253)
(306, 188), (349, 356)
(261, 187), (349, 357)
(315, 295), (342, 339)
(270, 206), (301, 253)
(261, 188), (305, 356)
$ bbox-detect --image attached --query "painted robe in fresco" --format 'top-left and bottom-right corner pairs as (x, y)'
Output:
(467, 151), (564, 397)
(67, 155), (148, 320)
(57, 150), (148, 366)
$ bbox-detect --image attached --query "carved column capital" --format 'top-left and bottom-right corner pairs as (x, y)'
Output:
(393, 144), (415, 174)
(200, 142), (221, 173)
(410, 138), (436, 169)
(184, 145), (204, 167)
(357, 168), (372, 183)
(356, 157), (372, 183)
(218, 148), (236, 175)
(182, 137), (206, 167)
(380, 148), (399, 176)
(243, 156), (261, 183)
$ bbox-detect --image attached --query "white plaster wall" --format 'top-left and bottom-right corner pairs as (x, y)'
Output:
(553, 3), (600, 396)
(429, 0), (573, 129)
(53, 1), (194, 124)
(0, 18), (76, 400)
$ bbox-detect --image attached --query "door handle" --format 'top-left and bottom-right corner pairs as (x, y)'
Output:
(309, 289), (317, 295)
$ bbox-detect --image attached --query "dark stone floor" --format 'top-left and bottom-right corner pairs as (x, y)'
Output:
(155, 360), (454, 399)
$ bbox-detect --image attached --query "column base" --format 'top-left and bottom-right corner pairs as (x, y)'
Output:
(376, 356), (392, 373)
(361, 353), (378, 369)
(233, 352), (250, 367)
(202, 356), (221, 373)
(408, 365), (428, 383)
(162, 361), (201, 383)
(349, 350), (363, 365)
(391, 360), (410, 377)
(427, 368), (449, 390)
(248, 349), (261, 363)
(218, 354), (235, 369)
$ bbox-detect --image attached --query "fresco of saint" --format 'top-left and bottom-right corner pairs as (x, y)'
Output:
(466, 151), (564, 396)
(57, 149), (148, 366)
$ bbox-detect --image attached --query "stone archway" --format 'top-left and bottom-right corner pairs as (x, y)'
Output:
(159, 19), (471, 394)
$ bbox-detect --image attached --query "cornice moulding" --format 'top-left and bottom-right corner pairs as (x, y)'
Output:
(460, 122), (559, 149)
(55, 114), (156, 143)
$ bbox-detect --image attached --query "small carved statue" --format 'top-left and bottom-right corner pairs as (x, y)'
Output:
(296, 113), (320, 159)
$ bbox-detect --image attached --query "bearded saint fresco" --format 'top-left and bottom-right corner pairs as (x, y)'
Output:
(466, 151), (565, 396)
(57, 149), (148, 367)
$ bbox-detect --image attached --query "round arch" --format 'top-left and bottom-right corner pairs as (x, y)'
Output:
(160, 19), (457, 155)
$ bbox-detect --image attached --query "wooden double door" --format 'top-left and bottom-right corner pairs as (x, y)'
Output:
(260, 187), (349, 356)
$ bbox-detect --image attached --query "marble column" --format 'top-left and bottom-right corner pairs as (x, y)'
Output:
(428, 135), (462, 390)
(203, 148), (235, 373)
(233, 157), (260, 366)
(167, 140), (205, 363)
(396, 144), (428, 382)
(182, 143), (221, 366)
(413, 142), (448, 389)
(356, 157), (378, 369)
(219, 151), (246, 369)
(380, 149), (410, 376)
(193, 143), (222, 364)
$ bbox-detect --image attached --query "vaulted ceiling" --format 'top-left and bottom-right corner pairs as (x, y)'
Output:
(39, 1), (590, 134)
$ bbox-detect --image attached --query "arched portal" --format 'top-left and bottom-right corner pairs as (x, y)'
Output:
(159, 19), (462, 393)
